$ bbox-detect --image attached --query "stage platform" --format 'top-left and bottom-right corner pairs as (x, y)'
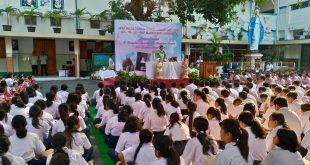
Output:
(35, 76), (90, 82)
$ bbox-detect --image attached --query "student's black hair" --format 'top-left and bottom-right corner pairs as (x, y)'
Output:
(221, 89), (230, 98)
(29, 105), (42, 129)
(49, 153), (70, 165)
(301, 102), (310, 113)
(150, 85), (158, 96)
(0, 124), (4, 136)
(102, 95), (110, 110)
(50, 85), (58, 93)
(98, 82), (104, 89)
(11, 115), (28, 138)
(46, 92), (56, 107)
(194, 117), (216, 155)
(188, 78), (194, 84)
(153, 135), (180, 165)
(61, 84), (68, 91)
(171, 82), (177, 88)
(160, 90), (167, 101)
(215, 98), (227, 115)
(133, 129), (153, 163)
(260, 93), (268, 99)
(287, 91), (298, 100)
(180, 90), (189, 105)
(120, 105), (133, 115)
(64, 115), (80, 148)
(11, 95), (25, 108)
(159, 82), (166, 90)
(143, 94), (152, 108)
(180, 83), (185, 88)
(19, 91), (29, 104)
(275, 86), (282, 94)
(207, 107), (221, 121)
(246, 82), (253, 89)
(123, 116), (142, 133)
(106, 99), (119, 114)
(168, 112), (181, 129)
(120, 85), (127, 92)
(34, 99), (47, 110)
(269, 112), (289, 129)
(273, 97), (288, 108)
(166, 94), (179, 108)
(126, 87), (135, 97)
(238, 111), (266, 139)
(0, 135), (11, 165)
(220, 119), (249, 162)
(263, 82), (270, 88)
(276, 128), (298, 153)
(76, 84), (86, 94)
(187, 101), (197, 134)
(201, 88), (209, 95)
(258, 87), (267, 93)
(194, 89), (207, 103)
(135, 93), (142, 102)
(243, 102), (256, 116)
(0, 102), (10, 123)
(0, 80), (7, 88)
(239, 91), (248, 100)
(152, 98), (165, 117)
(118, 110), (129, 122)
(68, 103), (79, 116)
(104, 88), (111, 96)
(66, 93), (80, 105)
(26, 86), (37, 98)
(50, 132), (70, 165)
(58, 103), (69, 126)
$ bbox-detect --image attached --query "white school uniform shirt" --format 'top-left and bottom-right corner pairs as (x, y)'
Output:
(95, 105), (106, 118)
(105, 116), (126, 136)
(36, 90), (44, 99)
(118, 92), (127, 105)
(99, 110), (115, 127)
(208, 118), (221, 140)
(178, 99), (188, 110)
(148, 157), (186, 165)
(57, 90), (69, 103)
(301, 130), (310, 161)
(244, 126), (267, 161)
(45, 101), (60, 118)
(185, 112), (201, 126)
(164, 103), (181, 119)
(195, 99), (209, 117)
(289, 100), (302, 117)
(230, 104), (244, 119)
(143, 110), (168, 132)
(215, 142), (254, 165)
(262, 147), (304, 165)
(138, 104), (153, 122)
(115, 132), (139, 153)
(125, 97), (135, 106)
(28, 96), (40, 104)
(70, 132), (92, 154)
(4, 152), (27, 165)
(92, 89), (100, 99)
(182, 136), (219, 165)
(185, 83), (198, 97)
(164, 122), (190, 142)
(69, 113), (87, 131)
(46, 147), (88, 165)
(9, 132), (46, 162)
(266, 125), (283, 152)
(229, 88), (239, 99)
(42, 110), (55, 128)
(301, 111), (310, 134)
(0, 120), (14, 136)
(81, 92), (89, 102)
(26, 117), (50, 142)
(122, 143), (157, 165)
(10, 105), (29, 117)
(77, 101), (87, 118)
(178, 88), (191, 99)
(131, 100), (145, 117)
(223, 97), (234, 115)
(262, 105), (275, 130)
(51, 119), (66, 136)
(278, 107), (302, 142)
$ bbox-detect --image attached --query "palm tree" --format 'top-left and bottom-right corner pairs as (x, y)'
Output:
(43, 10), (67, 33)
(89, 10), (110, 35)
(71, 8), (88, 34)
(17, 8), (41, 32)
(0, 6), (18, 31)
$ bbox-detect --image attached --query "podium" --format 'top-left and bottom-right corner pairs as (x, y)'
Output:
(199, 62), (217, 78)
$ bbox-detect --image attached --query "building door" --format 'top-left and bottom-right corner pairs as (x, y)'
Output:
(301, 45), (310, 70)
(33, 39), (56, 75)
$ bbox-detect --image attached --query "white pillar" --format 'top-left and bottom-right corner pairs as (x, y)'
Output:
(5, 37), (13, 73)
(185, 43), (190, 57)
(74, 39), (80, 78)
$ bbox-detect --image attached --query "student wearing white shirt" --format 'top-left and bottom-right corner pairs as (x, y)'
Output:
(64, 116), (92, 161)
(193, 89), (209, 116)
(266, 113), (288, 152)
(164, 113), (190, 155)
(206, 107), (221, 140)
(27, 87), (40, 104)
(10, 96), (29, 117)
(131, 93), (144, 117)
(50, 85), (62, 104)
(68, 103), (87, 132)
(0, 135), (27, 165)
(273, 97), (302, 142)
(178, 83), (190, 99)
(262, 129), (304, 165)
(238, 111), (267, 163)
(186, 79), (198, 97)
(184, 101), (200, 137)
(164, 95), (181, 119)
(182, 117), (219, 165)
(137, 94), (153, 122)
(148, 135), (185, 165)
(215, 119), (254, 165)
(125, 87), (135, 106)
(26, 105), (50, 143)
(10, 115), (47, 165)
(45, 92), (60, 118)
(105, 109), (129, 148)
(51, 103), (69, 136)
(33, 84), (44, 100)
(178, 90), (189, 116)
(220, 89), (234, 115)
(95, 99), (118, 132)
(143, 98), (168, 138)
(0, 115), (14, 136)
(118, 129), (157, 165)
(215, 98), (229, 121)
(301, 103), (310, 135)
(259, 93), (268, 115)
(47, 132), (87, 165)
(94, 95), (109, 123)
(91, 82), (104, 105)
(118, 85), (127, 105)
(57, 84), (69, 103)
(34, 100), (55, 128)
(287, 91), (302, 116)
(108, 116), (141, 161)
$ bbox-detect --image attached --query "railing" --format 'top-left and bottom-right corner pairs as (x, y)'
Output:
(230, 61), (296, 71)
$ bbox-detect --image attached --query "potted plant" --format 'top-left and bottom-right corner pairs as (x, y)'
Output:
(17, 8), (41, 32)
(0, 6), (18, 31)
(89, 10), (110, 36)
(43, 10), (67, 33)
(71, 8), (88, 34)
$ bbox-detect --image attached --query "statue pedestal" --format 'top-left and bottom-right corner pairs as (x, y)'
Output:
(244, 53), (263, 70)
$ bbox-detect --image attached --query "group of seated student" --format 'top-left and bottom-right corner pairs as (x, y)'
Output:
(0, 73), (92, 165)
(90, 70), (310, 165)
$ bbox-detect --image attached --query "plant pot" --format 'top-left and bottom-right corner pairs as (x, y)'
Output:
(2, 25), (12, 31)
(306, 35), (310, 39)
(192, 35), (197, 39)
(27, 26), (36, 32)
(99, 30), (106, 36)
(76, 29), (84, 34)
(53, 27), (61, 33)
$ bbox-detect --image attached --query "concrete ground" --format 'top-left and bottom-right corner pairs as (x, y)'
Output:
(37, 79), (104, 165)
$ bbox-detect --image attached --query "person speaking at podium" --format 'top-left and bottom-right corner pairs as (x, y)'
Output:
(155, 45), (167, 61)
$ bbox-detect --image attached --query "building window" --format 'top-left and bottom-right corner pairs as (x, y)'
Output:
(24, 16), (37, 25)
(50, 18), (62, 27)
(90, 20), (100, 29)
(291, 1), (310, 10)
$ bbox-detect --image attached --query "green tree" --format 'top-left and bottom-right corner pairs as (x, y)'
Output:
(0, 6), (18, 25)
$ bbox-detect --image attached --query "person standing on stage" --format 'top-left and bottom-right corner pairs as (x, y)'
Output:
(196, 55), (203, 63)
(108, 55), (115, 69)
(40, 51), (48, 76)
(31, 51), (38, 76)
(155, 45), (167, 61)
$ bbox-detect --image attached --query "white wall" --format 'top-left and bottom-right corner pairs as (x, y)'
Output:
(284, 45), (301, 59)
